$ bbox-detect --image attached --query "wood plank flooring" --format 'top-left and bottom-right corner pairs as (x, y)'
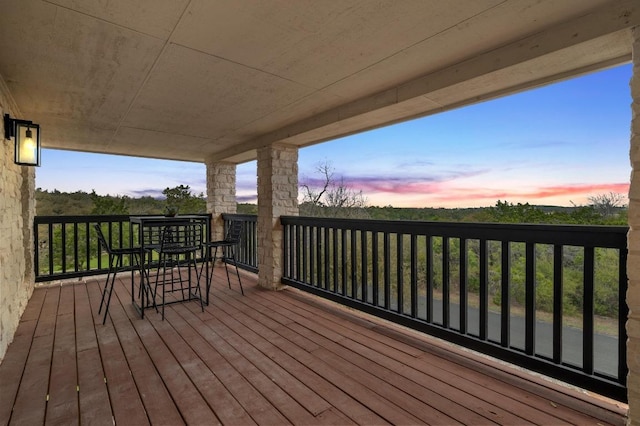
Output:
(0, 267), (628, 425)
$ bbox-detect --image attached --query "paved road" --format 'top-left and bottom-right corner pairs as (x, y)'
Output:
(410, 299), (619, 377)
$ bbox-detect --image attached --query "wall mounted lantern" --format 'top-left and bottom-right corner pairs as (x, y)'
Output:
(4, 113), (41, 166)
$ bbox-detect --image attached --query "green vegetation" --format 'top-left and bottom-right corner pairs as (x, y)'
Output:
(36, 186), (206, 216)
(162, 185), (206, 215)
(340, 200), (627, 225)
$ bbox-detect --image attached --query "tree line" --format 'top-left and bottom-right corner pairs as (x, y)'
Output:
(36, 186), (258, 217)
(37, 186), (627, 226)
(36, 185), (203, 216)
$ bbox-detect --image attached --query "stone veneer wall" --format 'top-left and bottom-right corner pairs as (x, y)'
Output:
(0, 76), (35, 362)
(257, 144), (298, 290)
(629, 26), (640, 424)
(206, 160), (237, 241)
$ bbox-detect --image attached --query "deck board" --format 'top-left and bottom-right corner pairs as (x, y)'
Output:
(212, 288), (438, 424)
(219, 295), (462, 423)
(0, 268), (628, 425)
(0, 289), (44, 425)
(46, 311), (78, 425)
(106, 282), (185, 426)
(254, 289), (521, 423)
(114, 284), (218, 426)
(86, 279), (149, 426)
(74, 283), (112, 426)
(145, 315), (256, 425)
(228, 285), (506, 424)
(200, 302), (396, 425)
(10, 286), (60, 425)
(257, 283), (614, 424)
(170, 304), (292, 425)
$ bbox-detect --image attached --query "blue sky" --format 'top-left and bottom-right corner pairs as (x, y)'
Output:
(36, 63), (632, 208)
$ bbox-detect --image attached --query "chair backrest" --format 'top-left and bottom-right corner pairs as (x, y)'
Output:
(159, 222), (203, 252)
(94, 224), (114, 255)
(225, 221), (243, 244)
(142, 224), (163, 248)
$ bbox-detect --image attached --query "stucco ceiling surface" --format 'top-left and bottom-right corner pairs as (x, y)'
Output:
(0, 0), (637, 163)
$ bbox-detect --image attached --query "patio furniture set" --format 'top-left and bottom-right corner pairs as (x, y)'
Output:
(95, 216), (244, 324)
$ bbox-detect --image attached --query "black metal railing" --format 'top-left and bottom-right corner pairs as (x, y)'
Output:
(34, 214), (211, 282)
(280, 216), (629, 402)
(222, 213), (258, 273)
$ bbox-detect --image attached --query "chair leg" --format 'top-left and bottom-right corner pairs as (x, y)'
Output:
(223, 263), (232, 289)
(130, 252), (136, 304)
(153, 254), (168, 320)
(152, 257), (161, 304)
(190, 255), (204, 312)
(98, 254), (113, 316)
(142, 253), (152, 318)
(229, 248), (244, 295)
(99, 254), (121, 325)
(137, 252), (144, 299)
(135, 253), (156, 317)
(177, 255), (188, 301)
(183, 253), (190, 301)
(194, 250), (206, 297)
(161, 254), (168, 320)
(170, 255), (175, 293)
(142, 263), (157, 314)
(206, 246), (220, 303)
(202, 246), (210, 305)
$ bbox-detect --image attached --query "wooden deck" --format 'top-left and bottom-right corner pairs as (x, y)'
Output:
(0, 267), (628, 425)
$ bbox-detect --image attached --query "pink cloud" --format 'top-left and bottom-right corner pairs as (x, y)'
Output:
(524, 183), (629, 199)
(356, 180), (446, 194)
(301, 172), (630, 207)
(426, 183), (629, 206)
(300, 170), (486, 196)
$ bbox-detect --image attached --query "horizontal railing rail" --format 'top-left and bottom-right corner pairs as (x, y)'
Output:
(280, 216), (629, 402)
(222, 213), (258, 273)
(34, 214), (211, 282)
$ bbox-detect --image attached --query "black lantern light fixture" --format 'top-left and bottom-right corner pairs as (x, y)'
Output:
(4, 113), (41, 166)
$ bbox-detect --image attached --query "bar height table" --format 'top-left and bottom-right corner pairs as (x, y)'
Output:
(129, 215), (211, 317)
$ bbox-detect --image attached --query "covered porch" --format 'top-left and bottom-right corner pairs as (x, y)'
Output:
(2, 1), (640, 423)
(0, 269), (627, 425)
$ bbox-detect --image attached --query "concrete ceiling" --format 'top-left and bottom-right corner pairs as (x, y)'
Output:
(0, 0), (637, 164)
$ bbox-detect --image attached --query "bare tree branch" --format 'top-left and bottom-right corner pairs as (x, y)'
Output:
(587, 192), (626, 217)
(300, 160), (368, 218)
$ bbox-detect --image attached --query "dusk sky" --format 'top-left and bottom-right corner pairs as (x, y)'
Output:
(36, 63), (632, 209)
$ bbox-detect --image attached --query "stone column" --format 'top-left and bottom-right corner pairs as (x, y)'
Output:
(628, 26), (640, 424)
(0, 77), (36, 361)
(257, 144), (298, 290)
(205, 160), (236, 241)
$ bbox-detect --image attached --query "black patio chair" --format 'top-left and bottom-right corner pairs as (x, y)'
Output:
(94, 223), (142, 325)
(205, 220), (245, 297)
(151, 222), (205, 319)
